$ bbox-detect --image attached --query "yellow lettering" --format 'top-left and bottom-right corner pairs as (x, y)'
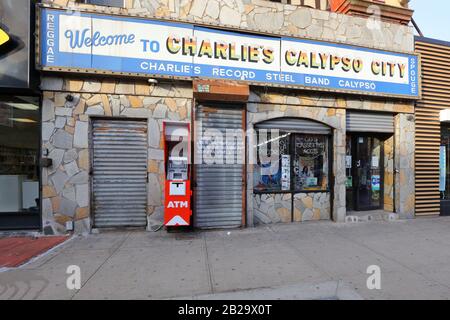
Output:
(398, 63), (406, 78)
(198, 40), (213, 58)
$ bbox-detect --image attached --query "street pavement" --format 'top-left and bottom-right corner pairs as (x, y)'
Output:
(1, 217), (450, 300)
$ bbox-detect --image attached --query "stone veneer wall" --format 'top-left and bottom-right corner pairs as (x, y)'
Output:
(253, 194), (291, 224)
(44, 0), (414, 52)
(384, 136), (395, 212)
(246, 88), (415, 225)
(40, 0), (417, 231)
(394, 113), (415, 218)
(294, 193), (330, 221)
(40, 77), (192, 234)
(246, 97), (346, 225)
(253, 192), (330, 225)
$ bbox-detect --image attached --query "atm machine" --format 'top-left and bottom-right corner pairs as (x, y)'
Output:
(163, 122), (192, 227)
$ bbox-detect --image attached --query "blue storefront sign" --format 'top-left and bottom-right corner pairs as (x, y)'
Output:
(38, 7), (420, 99)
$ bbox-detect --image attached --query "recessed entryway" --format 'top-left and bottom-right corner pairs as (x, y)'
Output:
(346, 111), (395, 213)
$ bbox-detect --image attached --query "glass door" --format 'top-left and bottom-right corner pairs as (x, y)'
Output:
(353, 136), (383, 211)
(440, 125), (450, 216)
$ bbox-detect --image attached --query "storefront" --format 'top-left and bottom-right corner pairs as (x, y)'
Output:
(0, 0), (40, 231)
(36, 1), (418, 234)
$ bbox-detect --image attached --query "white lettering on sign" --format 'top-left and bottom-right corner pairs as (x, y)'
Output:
(45, 14), (55, 64)
(167, 201), (189, 209)
(39, 8), (419, 98)
(409, 56), (417, 95)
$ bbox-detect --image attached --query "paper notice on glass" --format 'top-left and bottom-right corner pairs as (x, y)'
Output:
(346, 176), (353, 188)
(306, 177), (318, 187)
(372, 156), (379, 168)
(281, 155), (290, 191)
(346, 156), (352, 169)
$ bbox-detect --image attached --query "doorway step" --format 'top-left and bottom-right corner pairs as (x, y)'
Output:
(346, 210), (399, 223)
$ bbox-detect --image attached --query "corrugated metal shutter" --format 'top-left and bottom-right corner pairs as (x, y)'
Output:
(195, 105), (244, 229)
(255, 118), (331, 134)
(346, 112), (394, 133)
(92, 119), (148, 228)
(415, 37), (450, 216)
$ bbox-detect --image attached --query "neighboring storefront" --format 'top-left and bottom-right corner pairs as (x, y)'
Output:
(36, 1), (418, 234)
(415, 37), (450, 217)
(0, 0), (40, 231)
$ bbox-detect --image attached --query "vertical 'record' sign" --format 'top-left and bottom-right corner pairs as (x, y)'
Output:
(38, 7), (420, 99)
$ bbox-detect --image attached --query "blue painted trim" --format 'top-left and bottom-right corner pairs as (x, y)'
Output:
(39, 8), (420, 98)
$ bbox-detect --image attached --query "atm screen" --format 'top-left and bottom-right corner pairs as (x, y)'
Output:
(167, 158), (188, 180)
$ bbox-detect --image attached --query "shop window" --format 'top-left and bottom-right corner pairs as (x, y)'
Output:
(440, 125), (450, 201)
(254, 128), (330, 193)
(0, 97), (40, 222)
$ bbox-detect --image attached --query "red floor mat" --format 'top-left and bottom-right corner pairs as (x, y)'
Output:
(0, 236), (69, 268)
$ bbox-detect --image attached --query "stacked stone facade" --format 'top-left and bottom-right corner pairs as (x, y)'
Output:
(44, 0), (413, 52)
(395, 113), (415, 219)
(246, 88), (414, 224)
(384, 136), (395, 212)
(39, 0), (416, 233)
(41, 77), (192, 234)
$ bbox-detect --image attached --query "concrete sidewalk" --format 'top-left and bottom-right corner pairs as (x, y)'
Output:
(1, 218), (450, 300)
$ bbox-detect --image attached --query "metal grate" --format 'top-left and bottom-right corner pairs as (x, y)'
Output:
(194, 106), (244, 229)
(255, 117), (332, 134)
(92, 119), (148, 228)
(346, 112), (394, 133)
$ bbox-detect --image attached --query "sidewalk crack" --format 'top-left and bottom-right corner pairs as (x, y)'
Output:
(70, 232), (131, 300)
(203, 234), (215, 294)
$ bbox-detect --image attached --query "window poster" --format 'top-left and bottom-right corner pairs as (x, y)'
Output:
(255, 132), (288, 192)
(294, 135), (326, 190)
(281, 155), (290, 191)
(346, 155), (352, 169)
(371, 175), (381, 192)
(372, 156), (379, 168)
(254, 131), (328, 192)
(346, 176), (353, 188)
(259, 162), (281, 191)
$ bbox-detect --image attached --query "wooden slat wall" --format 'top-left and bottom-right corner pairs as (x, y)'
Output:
(415, 38), (450, 216)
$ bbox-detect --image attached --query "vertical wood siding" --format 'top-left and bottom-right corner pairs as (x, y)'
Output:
(415, 38), (450, 216)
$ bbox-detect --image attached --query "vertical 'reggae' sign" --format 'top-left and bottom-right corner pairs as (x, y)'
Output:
(38, 7), (420, 99)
